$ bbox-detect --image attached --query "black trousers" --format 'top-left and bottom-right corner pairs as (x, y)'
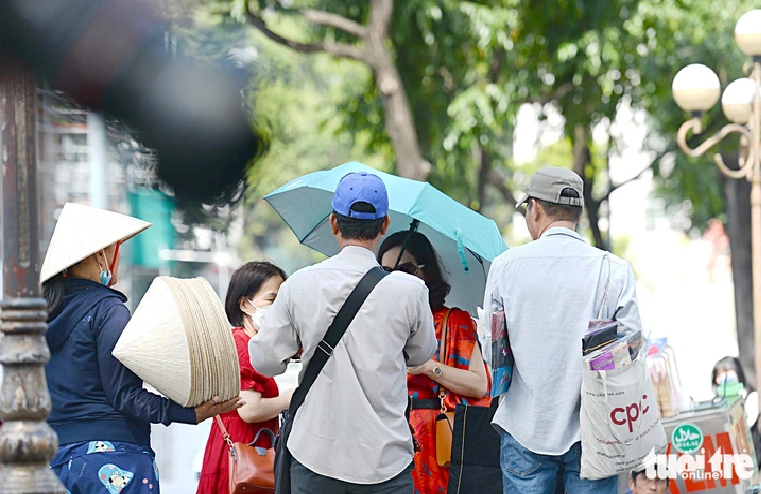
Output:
(290, 458), (414, 494)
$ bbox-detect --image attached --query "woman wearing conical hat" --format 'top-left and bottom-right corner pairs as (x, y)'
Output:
(41, 202), (243, 494)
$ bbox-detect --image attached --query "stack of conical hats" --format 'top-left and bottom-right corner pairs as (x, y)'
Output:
(113, 276), (240, 407)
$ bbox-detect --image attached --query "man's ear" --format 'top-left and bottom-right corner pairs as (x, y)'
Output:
(330, 213), (340, 236)
(380, 215), (391, 235)
(530, 199), (541, 222)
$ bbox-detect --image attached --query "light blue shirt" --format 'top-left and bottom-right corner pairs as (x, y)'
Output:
(483, 227), (642, 455)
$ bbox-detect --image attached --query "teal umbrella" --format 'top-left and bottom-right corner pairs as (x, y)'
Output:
(264, 162), (507, 315)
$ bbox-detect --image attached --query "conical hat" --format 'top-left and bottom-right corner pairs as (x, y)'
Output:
(40, 203), (152, 283)
(113, 276), (240, 408)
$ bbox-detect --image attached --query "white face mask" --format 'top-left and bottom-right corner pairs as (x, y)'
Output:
(245, 298), (272, 330)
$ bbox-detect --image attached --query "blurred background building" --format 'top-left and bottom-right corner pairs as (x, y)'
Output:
(36, 87), (240, 311)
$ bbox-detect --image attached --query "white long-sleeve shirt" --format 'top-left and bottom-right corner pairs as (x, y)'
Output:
(483, 227), (642, 455)
(249, 246), (437, 484)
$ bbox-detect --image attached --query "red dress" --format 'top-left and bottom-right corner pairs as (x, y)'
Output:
(196, 327), (280, 494)
(408, 307), (491, 494)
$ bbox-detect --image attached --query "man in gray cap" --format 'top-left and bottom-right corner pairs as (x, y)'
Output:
(483, 167), (642, 494)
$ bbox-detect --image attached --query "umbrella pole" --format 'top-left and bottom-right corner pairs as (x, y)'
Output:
(393, 220), (420, 269)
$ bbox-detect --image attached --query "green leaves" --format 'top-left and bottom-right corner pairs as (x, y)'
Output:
(180, 0), (761, 248)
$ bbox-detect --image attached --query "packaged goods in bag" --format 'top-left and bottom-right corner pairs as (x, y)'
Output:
(586, 330), (643, 371)
(489, 310), (514, 397)
(587, 339), (631, 371)
(583, 320), (619, 356)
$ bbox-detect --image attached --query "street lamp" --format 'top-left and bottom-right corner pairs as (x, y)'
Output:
(0, 65), (67, 493)
(672, 9), (761, 411)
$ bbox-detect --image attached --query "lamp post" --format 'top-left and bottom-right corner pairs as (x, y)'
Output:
(0, 64), (67, 493)
(672, 9), (761, 411)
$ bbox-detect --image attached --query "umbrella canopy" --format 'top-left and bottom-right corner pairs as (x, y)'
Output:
(264, 162), (507, 315)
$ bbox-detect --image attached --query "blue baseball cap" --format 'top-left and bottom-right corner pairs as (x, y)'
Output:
(331, 172), (389, 220)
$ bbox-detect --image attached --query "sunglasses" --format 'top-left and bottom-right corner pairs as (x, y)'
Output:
(382, 262), (426, 276)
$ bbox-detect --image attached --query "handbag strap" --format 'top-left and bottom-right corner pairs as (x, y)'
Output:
(287, 266), (389, 417)
(250, 427), (277, 447)
(437, 309), (454, 408)
(439, 309), (453, 365)
(596, 253), (612, 320)
(215, 415), (235, 450)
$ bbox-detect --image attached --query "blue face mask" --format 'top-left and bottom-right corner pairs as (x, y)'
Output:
(100, 269), (112, 286)
(98, 251), (112, 286)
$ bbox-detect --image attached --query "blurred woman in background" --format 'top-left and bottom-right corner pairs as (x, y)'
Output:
(711, 356), (761, 468)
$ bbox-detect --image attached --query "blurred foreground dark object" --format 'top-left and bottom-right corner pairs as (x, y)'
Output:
(0, 0), (266, 206)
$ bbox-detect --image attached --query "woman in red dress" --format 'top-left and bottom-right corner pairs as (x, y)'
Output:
(196, 261), (293, 494)
(379, 232), (491, 494)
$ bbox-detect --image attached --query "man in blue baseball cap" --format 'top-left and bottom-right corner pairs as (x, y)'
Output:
(250, 171), (437, 494)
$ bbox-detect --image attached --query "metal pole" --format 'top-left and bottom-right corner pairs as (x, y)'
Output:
(0, 64), (66, 493)
(751, 59), (761, 414)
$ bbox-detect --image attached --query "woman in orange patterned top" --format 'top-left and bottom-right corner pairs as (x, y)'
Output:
(378, 231), (491, 494)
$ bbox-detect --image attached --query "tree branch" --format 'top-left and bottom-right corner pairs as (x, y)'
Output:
(244, 11), (367, 61)
(477, 143), (490, 212)
(368, 0), (394, 40)
(598, 145), (676, 202)
(488, 171), (525, 217)
(530, 83), (574, 106)
(488, 47), (506, 82)
(303, 10), (367, 38)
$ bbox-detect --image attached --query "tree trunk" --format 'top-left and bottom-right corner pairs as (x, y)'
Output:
(246, 0), (430, 181)
(366, 0), (428, 181)
(371, 58), (429, 181)
(724, 172), (755, 385)
(477, 143), (490, 212)
(572, 123), (606, 248)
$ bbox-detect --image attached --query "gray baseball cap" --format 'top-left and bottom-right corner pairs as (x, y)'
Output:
(516, 167), (584, 208)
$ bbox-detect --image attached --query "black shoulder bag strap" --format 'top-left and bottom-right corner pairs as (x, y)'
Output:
(288, 265), (388, 415)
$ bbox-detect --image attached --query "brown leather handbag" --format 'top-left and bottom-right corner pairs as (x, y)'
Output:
(435, 309), (455, 468)
(216, 415), (276, 494)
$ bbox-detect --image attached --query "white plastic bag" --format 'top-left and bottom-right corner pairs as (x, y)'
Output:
(580, 347), (668, 480)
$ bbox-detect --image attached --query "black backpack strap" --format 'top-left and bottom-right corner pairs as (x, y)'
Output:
(287, 266), (389, 416)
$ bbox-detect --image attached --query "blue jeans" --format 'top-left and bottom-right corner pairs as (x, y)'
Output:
(500, 431), (616, 494)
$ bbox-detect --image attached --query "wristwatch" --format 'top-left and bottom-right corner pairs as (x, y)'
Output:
(432, 363), (443, 379)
